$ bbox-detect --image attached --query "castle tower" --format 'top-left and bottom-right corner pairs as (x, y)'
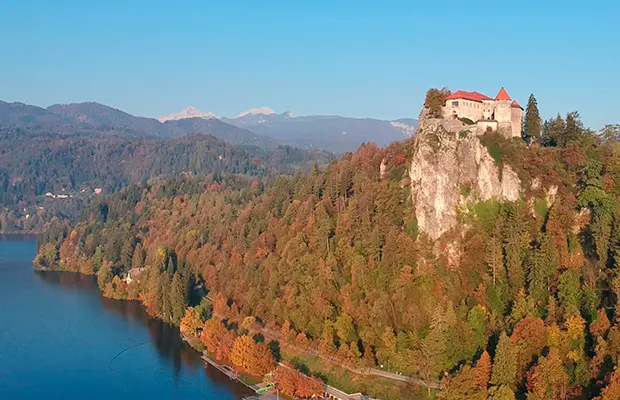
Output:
(511, 100), (523, 138)
(494, 87), (513, 136)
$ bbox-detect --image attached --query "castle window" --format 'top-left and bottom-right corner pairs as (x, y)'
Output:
(452, 101), (459, 107)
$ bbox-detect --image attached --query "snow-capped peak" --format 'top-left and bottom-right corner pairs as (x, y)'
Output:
(159, 106), (218, 122)
(236, 106), (276, 118)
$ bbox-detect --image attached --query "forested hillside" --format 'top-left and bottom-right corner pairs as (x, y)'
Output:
(35, 98), (620, 399)
(0, 127), (331, 233)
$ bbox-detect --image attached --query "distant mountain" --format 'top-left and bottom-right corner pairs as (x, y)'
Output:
(0, 100), (91, 134)
(160, 104), (417, 153)
(159, 106), (217, 122)
(236, 106), (275, 118)
(221, 110), (294, 129)
(3, 99), (417, 154)
(48, 102), (172, 137)
(0, 100), (278, 149)
(164, 117), (279, 149)
(223, 110), (418, 153)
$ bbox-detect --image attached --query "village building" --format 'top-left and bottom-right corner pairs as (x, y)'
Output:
(123, 267), (145, 285)
(442, 87), (523, 138)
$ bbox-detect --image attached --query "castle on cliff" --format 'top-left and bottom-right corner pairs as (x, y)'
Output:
(442, 87), (523, 138)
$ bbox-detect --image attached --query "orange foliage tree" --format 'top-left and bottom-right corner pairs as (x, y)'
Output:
(201, 318), (235, 361)
(511, 316), (547, 378)
(230, 335), (276, 376)
(526, 348), (568, 399)
(474, 350), (492, 390)
(212, 292), (230, 318)
(274, 366), (324, 398)
(596, 369), (620, 400)
(180, 307), (203, 337)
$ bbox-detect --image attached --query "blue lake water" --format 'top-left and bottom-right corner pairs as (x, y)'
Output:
(0, 235), (252, 399)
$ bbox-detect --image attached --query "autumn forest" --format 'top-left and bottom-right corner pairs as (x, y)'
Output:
(34, 98), (620, 399)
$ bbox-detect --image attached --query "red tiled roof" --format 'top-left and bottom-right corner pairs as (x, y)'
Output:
(495, 87), (511, 101)
(511, 100), (522, 109)
(445, 90), (493, 102)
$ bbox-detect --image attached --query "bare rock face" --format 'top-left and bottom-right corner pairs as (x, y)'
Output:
(409, 119), (521, 240)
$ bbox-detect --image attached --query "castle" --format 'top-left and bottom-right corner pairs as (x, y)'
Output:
(442, 87), (523, 138)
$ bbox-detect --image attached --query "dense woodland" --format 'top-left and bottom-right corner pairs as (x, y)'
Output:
(35, 96), (620, 399)
(0, 127), (330, 233)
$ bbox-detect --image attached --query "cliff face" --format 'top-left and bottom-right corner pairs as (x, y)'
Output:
(409, 119), (521, 240)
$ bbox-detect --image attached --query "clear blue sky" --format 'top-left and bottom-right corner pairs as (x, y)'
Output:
(1, 0), (618, 128)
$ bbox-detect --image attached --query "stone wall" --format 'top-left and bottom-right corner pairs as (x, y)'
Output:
(511, 106), (523, 138)
(476, 120), (498, 135)
(495, 100), (512, 124)
(443, 99), (485, 121)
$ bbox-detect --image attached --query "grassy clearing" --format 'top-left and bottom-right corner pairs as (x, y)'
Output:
(281, 347), (430, 400)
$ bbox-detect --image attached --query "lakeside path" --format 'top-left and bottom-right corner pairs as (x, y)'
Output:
(201, 296), (440, 390)
(260, 327), (441, 390)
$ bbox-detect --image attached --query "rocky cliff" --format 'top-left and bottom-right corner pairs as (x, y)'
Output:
(409, 119), (521, 240)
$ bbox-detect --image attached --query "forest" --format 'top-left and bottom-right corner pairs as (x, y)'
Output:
(34, 97), (620, 399)
(0, 127), (330, 233)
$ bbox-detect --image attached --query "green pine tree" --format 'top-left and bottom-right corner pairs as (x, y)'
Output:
(97, 261), (112, 289)
(490, 332), (517, 388)
(93, 245), (104, 273)
(170, 271), (188, 324)
(131, 243), (144, 270)
(158, 272), (172, 321)
(527, 233), (557, 308)
(558, 269), (582, 317)
(166, 256), (176, 274)
(541, 114), (565, 147)
(523, 94), (541, 144)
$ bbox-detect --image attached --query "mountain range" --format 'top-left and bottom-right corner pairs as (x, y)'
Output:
(0, 100), (417, 153)
(0, 100), (278, 149)
(165, 106), (418, 153)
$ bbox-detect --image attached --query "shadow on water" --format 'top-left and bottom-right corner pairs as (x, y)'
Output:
(0, 233), (39, 242)
(34, 270), (253, 399)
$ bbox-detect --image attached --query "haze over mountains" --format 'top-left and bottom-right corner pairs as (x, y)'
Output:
(162, 105), (418, 153)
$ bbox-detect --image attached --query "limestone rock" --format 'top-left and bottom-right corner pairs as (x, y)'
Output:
(408, 119), (521, 240)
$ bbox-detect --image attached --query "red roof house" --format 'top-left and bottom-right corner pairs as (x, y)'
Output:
(446, 90), (493, 102)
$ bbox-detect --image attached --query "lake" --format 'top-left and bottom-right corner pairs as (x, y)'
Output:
(0, 235), (253, 399)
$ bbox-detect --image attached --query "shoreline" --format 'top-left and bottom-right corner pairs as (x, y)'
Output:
(32, 268), (420, 399)
(180, 332), (384, 400)
(30, 266), (258, 397)
(180, 333), (262, 395)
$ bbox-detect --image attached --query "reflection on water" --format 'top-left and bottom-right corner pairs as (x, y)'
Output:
(33, 270), (252, 399)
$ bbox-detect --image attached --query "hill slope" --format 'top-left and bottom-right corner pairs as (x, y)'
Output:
(1, 100), (279, 148)
(35, 113), (620, 398)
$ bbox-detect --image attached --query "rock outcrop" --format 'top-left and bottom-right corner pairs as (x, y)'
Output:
(409, 119), (521, 240)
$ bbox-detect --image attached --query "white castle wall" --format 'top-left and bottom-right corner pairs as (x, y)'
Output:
(443, 99), (484, 121)
(442, 91), (523, 138)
